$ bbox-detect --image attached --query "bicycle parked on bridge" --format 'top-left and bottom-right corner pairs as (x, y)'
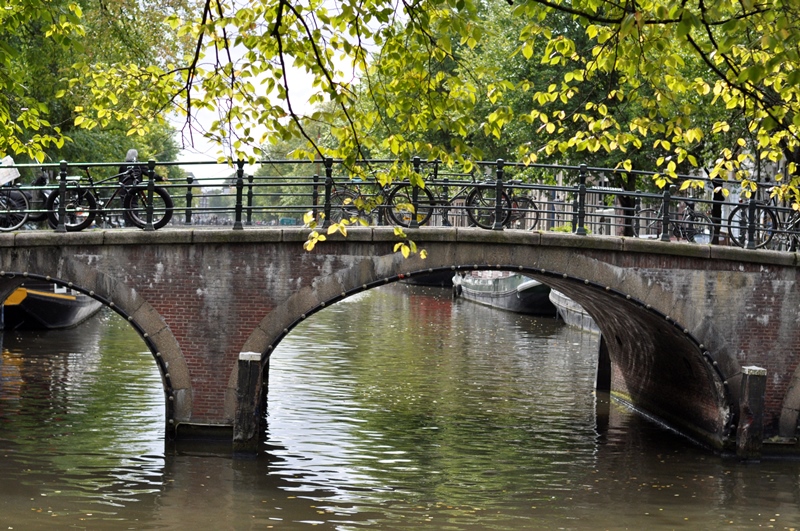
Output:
(327, 168), (514, 229)
(0, 158), (31, 231)
(767, 208), (800, 251)
(726, 199), (778, 249)
(385, 170), (514, 229)
(633, 197), (713, 243)
(724, 182), (800, 250)
(0, 181), (29, 231)
(327, 177), (394, 225)
(46, 166), (174, 231)
(505, 180), (540, 230)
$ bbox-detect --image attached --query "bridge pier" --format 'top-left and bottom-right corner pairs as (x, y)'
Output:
(737, 366), (767, 460)
(595, 335), (611, 391)
(233, 352), (264, 453)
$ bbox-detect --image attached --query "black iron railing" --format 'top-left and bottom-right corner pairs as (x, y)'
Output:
(0, 157), (791, 250)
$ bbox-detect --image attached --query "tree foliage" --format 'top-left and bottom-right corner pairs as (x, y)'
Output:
(0, 0), (195, 172)
(9, 0), (800, 201)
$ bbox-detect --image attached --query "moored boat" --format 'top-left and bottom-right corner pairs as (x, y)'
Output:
(400, 270), (454, 287)
(548, 289), (599, 333)
(458, 271), (556, 316)
(2, 282), (103, 330)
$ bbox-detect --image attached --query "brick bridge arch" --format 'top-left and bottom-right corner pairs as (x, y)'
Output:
(1, 228), (799, 455)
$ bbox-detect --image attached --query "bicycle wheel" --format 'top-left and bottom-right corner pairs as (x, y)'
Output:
(465, 187), (511, 229)
(632, 208), (664, 238)
(328, 190), (361, 223)
(46, 187), (96, 231)
(508, 196), (540, 230)
(727, 203), (776, 248)
(0, 188), (29, 231)
(766, 212), (800, 251)
(26, 195), (48, 223)
(386, 183), (435, 227)
(681, 211), (714, 243)
(123, 186), (174, 229)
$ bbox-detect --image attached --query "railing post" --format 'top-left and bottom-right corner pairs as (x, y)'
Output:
(144, 159), (156, 232)
(633, 195), (641, 236)
(431, 160), (448, 227)
(441, 176), (451, 227)
(575, 163), (588, 235)
(711, 177), (724, 245)
(322, 157), (333, 229)
(246, 173), (254, 226)
(185, 174), (194, 225)
(492, 159), (505, 230)
(55, 160), (68, 233)
(746, 195), (757, 250)
(660, 187), (671, 242)
(233, 159), (245, 230)
(548, 189), (557, 230)
(312, 173), (320, 224)
(410, 156), (421, 229)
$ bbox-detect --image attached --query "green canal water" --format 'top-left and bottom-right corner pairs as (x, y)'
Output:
(1, 283), (799, 529)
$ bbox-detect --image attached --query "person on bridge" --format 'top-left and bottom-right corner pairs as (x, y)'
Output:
(119, 149), (144, 186)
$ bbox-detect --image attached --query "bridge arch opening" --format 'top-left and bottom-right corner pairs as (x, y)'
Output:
(251, 264), (734, 453)
(0, 272), (178, 439)
(261, 280), (608, 472)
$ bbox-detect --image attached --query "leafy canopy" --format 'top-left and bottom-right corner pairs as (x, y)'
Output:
(10, 0), (800, 200)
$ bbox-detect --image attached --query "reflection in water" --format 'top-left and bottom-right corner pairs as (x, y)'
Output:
(1, 285), (800, 529)
(0, 311), (165, 527)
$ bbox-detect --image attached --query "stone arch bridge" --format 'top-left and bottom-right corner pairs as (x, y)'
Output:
(1, 228), (798, 456)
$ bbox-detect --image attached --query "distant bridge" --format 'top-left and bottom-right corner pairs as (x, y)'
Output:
(1, 226), (798, 457)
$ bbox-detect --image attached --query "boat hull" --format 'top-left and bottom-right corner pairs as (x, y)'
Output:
(401, 270), (454, 287)
(548, 289), (599, 333)
(460, 272), (556, 316)
(2, 285), (103, 330)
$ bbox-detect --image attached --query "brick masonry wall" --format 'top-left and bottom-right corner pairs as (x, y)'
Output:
(2, 228), (799, 448)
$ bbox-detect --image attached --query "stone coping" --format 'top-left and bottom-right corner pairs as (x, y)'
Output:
(0, 226), (796, 267)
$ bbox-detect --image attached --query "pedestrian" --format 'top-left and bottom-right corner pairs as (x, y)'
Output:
(119, 149), (143, 186)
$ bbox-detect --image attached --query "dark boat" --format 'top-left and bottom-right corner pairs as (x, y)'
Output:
(400, 270), (454, 287)
(458, 271), (556, 316)
(2, 282), (103, 330)
(548, 289), (599, 333)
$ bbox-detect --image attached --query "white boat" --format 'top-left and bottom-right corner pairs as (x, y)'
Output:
(548, 289), (599, 333)
(458, 271), (556, 316)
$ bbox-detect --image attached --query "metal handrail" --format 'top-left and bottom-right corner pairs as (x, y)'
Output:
(0, 157), (778, 248)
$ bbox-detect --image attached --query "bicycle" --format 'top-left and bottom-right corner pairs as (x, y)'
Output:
(725, 199), (778, 249)
(0, 161), (29, 231)
(46, 166), (174, 231)
(0, 182), (29, 231)
(327, 177), (393, 225)
(385, 171), (513, 229)
(768, 209), (800, 251)
(634, 198), (713, 243)
(505, 180), (540, 230)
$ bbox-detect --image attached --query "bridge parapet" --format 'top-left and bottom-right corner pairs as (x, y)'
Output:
(3, 157), (793, 252)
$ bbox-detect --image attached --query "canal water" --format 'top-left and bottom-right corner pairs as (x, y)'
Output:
(1, 284), (800, 529)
